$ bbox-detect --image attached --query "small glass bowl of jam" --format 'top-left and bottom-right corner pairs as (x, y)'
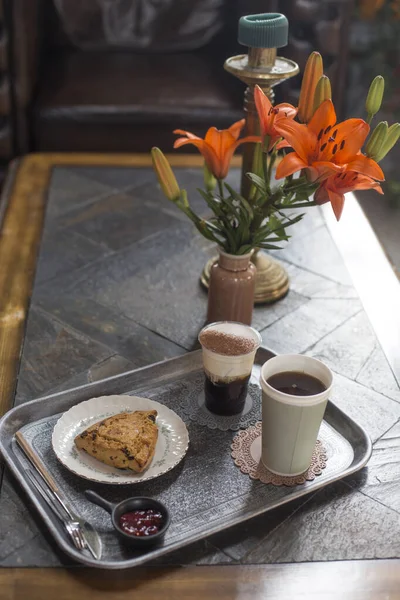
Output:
(85, 491), (170, 548)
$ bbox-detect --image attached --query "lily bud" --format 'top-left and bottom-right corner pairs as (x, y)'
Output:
(365, 76), (385, 122)
(203, 163), (216, 192)
(365, 121), (388, 160)
(298, 52), (323, 123)
(151, 147), (181, 202)
(312, 75), (332, 117)
(375, 123), (400, 162)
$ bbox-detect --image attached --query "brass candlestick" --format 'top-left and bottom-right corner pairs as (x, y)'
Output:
(201, 14), (299, 304)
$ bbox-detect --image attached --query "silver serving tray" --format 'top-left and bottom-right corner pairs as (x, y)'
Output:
(0, 348), (372, 569)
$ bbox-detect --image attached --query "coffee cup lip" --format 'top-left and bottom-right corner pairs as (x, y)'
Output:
(260, 354), (333, 406)
(198, 321), (262, 356)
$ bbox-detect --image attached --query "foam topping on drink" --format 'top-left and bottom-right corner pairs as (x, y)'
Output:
(199, 330), (258, 356)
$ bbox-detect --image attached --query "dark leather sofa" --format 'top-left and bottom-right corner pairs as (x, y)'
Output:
(4, 0), (354, 158)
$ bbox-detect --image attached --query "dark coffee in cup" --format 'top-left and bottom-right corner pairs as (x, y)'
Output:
(267, 371), (326, 397)
(204, 373), (250, 415)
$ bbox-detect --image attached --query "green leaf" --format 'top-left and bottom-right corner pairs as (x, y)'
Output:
(258, 243), (284, 250)
(281, 201), (317, 208)
(207, 217), (224, 231)
(223, 222), (238, 254)
(196, 189), (215, 208)
(268, 214), (281, 229)
(294, 190), (313, 202)
(196, 188), (224, 216)
(223, 184), (254, 221)
(205, 220), (224, 234)
(246, 173), (267, 194)
(194, 220), (220, 243)
(219, 192), (239, 216)
(283, 213), (305, 228)
(234, 216), (244, 245)
(237, 244), (254, 255)
(254, 193), (269, 208)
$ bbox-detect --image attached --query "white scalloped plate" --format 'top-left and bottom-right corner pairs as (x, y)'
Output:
(52, 395), (189, 485)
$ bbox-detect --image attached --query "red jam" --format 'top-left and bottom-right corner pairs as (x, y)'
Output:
(119, 509), (163, 537)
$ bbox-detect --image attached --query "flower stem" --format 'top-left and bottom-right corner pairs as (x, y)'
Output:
(262, 151), (271, 196)
(217, 179), (224, 199)
(266, 149), (277, 187)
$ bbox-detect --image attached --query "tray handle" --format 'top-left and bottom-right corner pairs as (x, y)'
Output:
(15, 431), (60, 494)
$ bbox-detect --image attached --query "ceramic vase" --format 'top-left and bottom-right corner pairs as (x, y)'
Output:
(207, 249), (256, 325)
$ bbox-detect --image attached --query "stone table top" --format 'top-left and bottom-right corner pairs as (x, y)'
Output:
(1, 156), (400, 569)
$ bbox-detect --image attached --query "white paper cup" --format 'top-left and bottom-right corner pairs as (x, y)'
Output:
(199, 321), (261, 415)
(260, 355), (333, 476)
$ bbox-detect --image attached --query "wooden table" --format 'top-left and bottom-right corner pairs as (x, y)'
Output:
(1, 153), (400, 599)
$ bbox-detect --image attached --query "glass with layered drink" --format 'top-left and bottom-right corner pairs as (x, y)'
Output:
(198, 321), (262, 416)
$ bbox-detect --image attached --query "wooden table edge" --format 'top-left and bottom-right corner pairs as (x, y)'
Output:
(1, 153), (400, 598)
(2, 560), (400, 598)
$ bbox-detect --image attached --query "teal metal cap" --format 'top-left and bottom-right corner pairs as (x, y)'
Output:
(238, 13), (288, 49)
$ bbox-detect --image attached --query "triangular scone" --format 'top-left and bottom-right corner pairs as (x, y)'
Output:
(74, 410), (158, 473)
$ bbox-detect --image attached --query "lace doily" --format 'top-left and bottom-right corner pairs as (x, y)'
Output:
(231, 422), (327, 486)
(180, 378), (261, 431)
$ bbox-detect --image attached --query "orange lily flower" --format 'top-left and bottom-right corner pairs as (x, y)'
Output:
(254, 85), (297, 150)
(173, 120), (260, 180)
(275, 99), (385, 183)
(315, 170), (384, 220)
